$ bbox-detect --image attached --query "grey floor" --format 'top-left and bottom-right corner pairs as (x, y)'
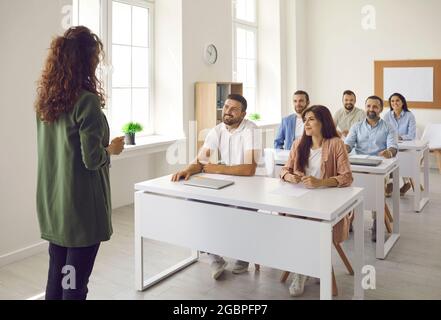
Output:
(1, 170), (441, 300)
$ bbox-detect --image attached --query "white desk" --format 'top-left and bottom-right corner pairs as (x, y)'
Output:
(134, 175), (365, 300)
(275, 150), (400, 259)
(351, 158), (400, 260)
(397, 140), (430, 212)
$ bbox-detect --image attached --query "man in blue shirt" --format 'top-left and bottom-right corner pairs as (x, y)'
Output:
(274, 90), (310, 150)
(345, 95), (398, 242)
(345, 96), (398, 156)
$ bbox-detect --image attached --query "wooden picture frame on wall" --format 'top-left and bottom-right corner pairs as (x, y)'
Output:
(374, 60), (441, 109)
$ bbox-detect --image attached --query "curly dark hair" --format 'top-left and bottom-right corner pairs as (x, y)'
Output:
(35, 26), (105, 123)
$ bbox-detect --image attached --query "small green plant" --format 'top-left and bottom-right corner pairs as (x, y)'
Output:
(249, 113), (261, 121)
(122, 122), (143, 134)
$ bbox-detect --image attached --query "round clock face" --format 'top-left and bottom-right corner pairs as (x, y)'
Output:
(205, 44), (218, 64)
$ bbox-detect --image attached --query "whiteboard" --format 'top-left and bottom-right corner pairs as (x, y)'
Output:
(384, 67), (434, 102)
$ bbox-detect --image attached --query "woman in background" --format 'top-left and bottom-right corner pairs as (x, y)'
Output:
(35, 26), (125, 300)
(384, 93), (417, 196)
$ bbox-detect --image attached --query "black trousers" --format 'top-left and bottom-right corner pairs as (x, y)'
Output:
(45, 242), (100, 300)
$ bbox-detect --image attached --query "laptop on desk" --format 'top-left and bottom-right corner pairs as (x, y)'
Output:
(183, 177), (235, 190)
(349, 156), (383, 167)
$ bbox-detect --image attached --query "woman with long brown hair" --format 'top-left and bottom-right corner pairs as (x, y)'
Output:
(35, 26), (125, 300)
(280, 105), (353, 297)
(384, 93), (417, 196)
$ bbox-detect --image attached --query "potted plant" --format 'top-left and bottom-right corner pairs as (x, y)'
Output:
(249, 113), (261, 121)
(122, 122), (143, 145)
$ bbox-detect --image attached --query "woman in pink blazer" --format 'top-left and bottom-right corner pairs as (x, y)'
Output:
(280, 105), (353, 297)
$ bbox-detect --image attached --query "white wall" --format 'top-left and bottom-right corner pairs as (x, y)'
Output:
(289, 0), (441, 167)
(285, 0), (308, 116)
(154, 0), (184, 137)
(182, 0), (233, 135)
(296, 0), (441, 130)
(257, 0), (283, 123)
(0, 0), (71, 259)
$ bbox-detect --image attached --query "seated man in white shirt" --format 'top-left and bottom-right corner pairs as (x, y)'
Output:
(172, 94), (262, 280)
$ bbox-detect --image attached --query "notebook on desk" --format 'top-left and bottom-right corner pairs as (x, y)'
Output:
(349, 156), (383, 167)
(183, 177), (235, 190)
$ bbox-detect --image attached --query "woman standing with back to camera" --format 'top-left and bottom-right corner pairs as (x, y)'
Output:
(35, 26), (125, 300)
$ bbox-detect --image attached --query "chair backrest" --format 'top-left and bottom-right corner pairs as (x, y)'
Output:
(415, 126), (423, 140)
(255, 148), (276, 177)
(422, 124), (441, 150)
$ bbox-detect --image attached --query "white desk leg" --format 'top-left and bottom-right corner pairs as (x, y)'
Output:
(424, 148), (430, 196)
(376, 176), (386, 259)
(134, 192), (199, 291)
(135, 236), (144, 291)
(353, 199), (365, 299)
(419, 148), (430, 212)
(376, 167), (400, 259)
(392, 167), (400, 235)
(320, 222), (333, 300)
(192, 250), (200, 261)
(135, 192), (144, 291)
(412, 150), (422, 212)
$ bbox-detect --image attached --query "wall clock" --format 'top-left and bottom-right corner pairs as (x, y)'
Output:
(204, 44), (218, 65)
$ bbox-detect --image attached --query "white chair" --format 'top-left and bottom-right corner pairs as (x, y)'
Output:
(422, 124), (441, 173)
(255, 148), (276, 178)
(415, 126), (423, 140)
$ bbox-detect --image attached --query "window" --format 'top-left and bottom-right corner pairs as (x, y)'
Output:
(72, 0), (101, 36)
(73, 0), (154, 136)
(110, 1), (153, 136)
(233, 0), (257, 114)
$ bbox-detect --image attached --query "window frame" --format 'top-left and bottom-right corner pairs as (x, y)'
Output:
(232, 0), (258, 114)
(73, 0), (155, 137)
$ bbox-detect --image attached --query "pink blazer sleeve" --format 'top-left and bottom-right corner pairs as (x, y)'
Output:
(331, 139), (353, 187)
(280, 140), (303, 180)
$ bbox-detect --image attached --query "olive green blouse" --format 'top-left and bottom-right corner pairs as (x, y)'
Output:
(36, 91), (112, 248)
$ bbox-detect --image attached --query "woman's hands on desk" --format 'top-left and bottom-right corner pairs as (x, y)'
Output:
(283, 174), (334, 189)
(282, 173), (302, 184)
(301, 176), (323, 189)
